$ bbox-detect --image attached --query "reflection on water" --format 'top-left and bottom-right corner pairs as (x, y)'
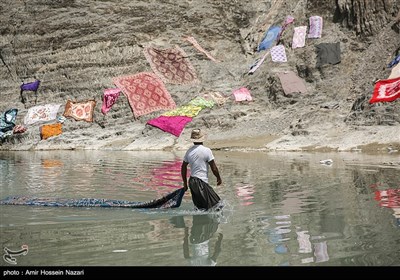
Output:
(171, 214), (223, 266)
(0, 150), (399, 266)
(235, 184), (255, 206)
(371, 184), (400, 227)
(255, 214), (333, 266)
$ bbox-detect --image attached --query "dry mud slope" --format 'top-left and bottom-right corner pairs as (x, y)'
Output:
(0, 0), (399, 152)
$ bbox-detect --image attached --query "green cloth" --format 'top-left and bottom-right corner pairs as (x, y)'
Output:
(188, 96), (215, 109)
(163, 104), (203, 117)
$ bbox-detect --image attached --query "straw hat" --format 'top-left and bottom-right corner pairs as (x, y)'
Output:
(189, 128), (207, 142)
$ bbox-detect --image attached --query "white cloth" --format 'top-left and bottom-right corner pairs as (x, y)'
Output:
(308, 16), (323, 38)
(24, 104), (61, 125)
(271, 45), (287, 62)
(388, 63), (400, 79)
(292, 26), (307, 49)
(184, 145), (214, 183)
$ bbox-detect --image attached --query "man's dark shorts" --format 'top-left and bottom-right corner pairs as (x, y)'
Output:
(189, 177), (221, 210)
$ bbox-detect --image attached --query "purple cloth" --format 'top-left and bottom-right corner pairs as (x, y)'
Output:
(147, 116), (192, 137)
(20, 80), (40, 91)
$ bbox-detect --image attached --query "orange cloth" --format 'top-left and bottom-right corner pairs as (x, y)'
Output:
(40, 123), (62, 140)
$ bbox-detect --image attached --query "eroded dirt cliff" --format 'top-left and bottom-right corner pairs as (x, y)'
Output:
(0, 0), (399, 152)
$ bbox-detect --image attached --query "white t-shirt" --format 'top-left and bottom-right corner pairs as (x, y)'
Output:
(183, 145), (214, 183)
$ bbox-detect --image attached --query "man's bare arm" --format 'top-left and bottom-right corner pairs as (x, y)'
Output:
(181, 161), (189, 191)
(209, 160), (222, 185)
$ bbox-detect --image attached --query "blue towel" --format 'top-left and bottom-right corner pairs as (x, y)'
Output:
(258, 26), (281, 52)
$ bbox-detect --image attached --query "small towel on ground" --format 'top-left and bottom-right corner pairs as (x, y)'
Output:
(13, 125), (27, 134)
(271, 45), (287, 62)
(277, 71), (307, 95)
(233, 87), (252, 101)
(292, 26), (307, 49)
(316, 42), (341, 67)
(308, 16), (323, 38)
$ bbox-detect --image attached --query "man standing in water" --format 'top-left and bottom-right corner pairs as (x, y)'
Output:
(181, 128), (223, 210)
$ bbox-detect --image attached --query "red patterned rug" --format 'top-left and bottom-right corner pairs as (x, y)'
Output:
(143, 45), (199, 85)
(113, 72), (176, 118)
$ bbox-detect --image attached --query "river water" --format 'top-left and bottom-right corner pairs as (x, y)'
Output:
(0, 150), (399, 266)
